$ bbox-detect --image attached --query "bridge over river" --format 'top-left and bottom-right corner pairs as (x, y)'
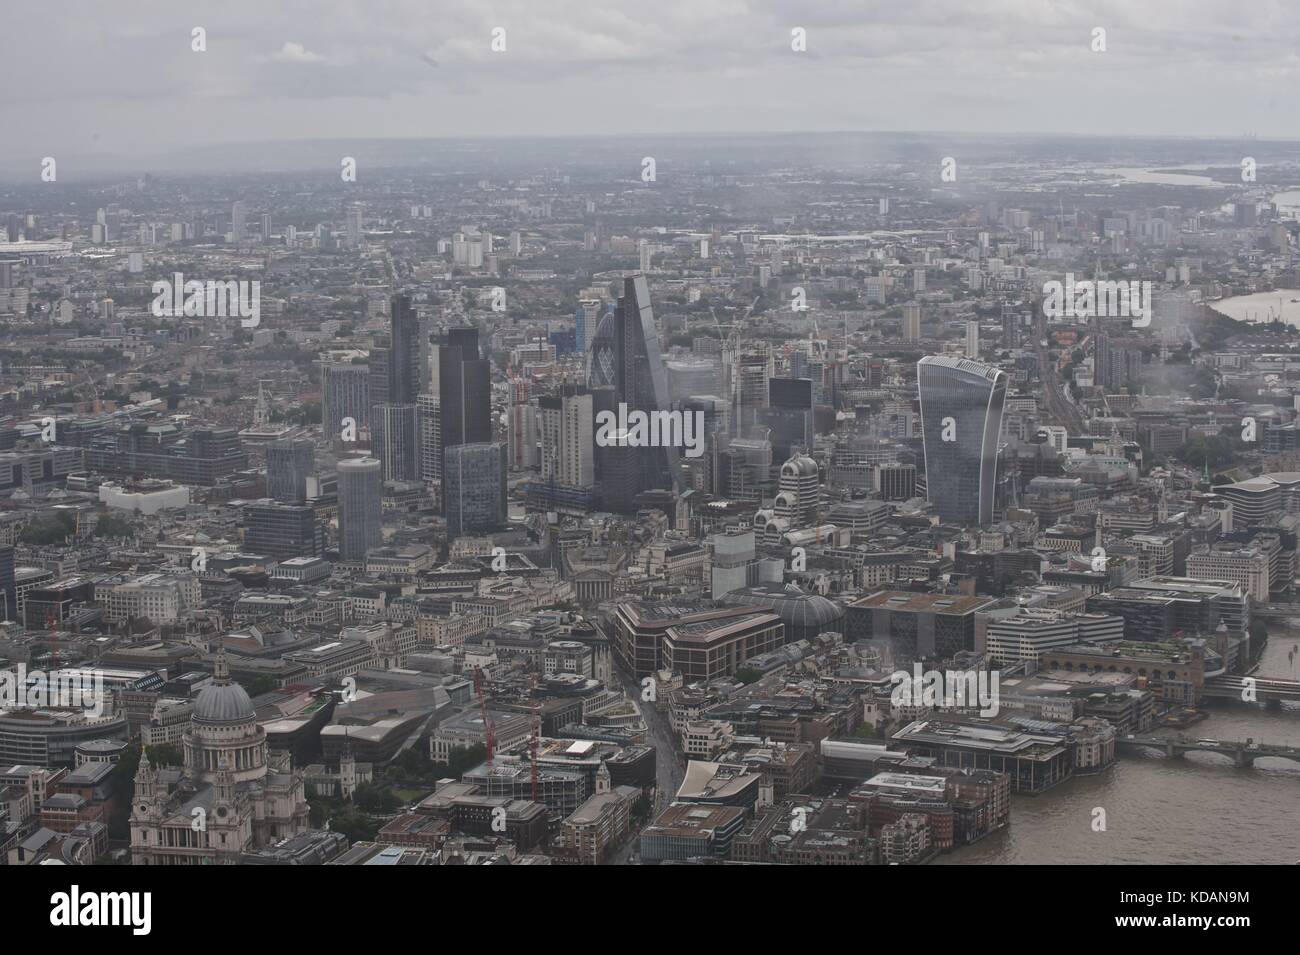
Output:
(1117, 734), (1300, 768)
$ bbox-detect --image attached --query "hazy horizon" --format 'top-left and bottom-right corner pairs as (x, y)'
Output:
(6, 0), (1300, 178)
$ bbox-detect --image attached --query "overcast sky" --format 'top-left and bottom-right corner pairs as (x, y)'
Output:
(5, 0), (1299, 166)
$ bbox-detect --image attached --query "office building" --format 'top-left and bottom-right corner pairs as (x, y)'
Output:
(917, 355), (1007, 525)
(903, 304), (921, 341)
(438, 326), (492, 490)
(416, 394), (442, 483)
(323, 362), (369, 439)
(337, 457), (382, 561)
(444, 442), (507, 539)
(266, 438), (313, 504)
(539, 389), (595, 490)
(244, 501), (325, 560)
(372, 403), (418, 482)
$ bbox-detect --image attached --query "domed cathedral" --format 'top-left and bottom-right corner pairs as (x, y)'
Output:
(130, 644), (309, 865)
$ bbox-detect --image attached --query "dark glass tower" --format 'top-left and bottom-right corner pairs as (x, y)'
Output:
(444, 442), (507, 538)
(337, 456), (382, 561)
(266, 438), (313, 504)
(438, 326), (492, 493)
(370, 294), (424, 408)
(600, 275), (676, 511)
(917, 355), (1007, 526)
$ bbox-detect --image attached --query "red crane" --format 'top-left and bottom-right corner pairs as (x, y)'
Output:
(474, 667), (495, 765)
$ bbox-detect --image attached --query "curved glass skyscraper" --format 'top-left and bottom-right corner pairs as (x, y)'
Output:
(917, 355), (1007, 526)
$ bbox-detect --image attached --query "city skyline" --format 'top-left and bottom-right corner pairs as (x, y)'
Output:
(1, 1), (1296, 906)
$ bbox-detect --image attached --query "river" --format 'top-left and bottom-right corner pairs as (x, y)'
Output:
(1209, 289), (1300, 327)
(939, 628), (1300, 865)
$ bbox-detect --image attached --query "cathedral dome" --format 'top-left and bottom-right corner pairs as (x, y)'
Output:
(193, 680), (255, 723)
(193, 644), (256, 724)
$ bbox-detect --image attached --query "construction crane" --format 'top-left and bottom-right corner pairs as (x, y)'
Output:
(529, 676), (541, 802)
(46, 609), (59, 670)
(473, 667), (496, 766)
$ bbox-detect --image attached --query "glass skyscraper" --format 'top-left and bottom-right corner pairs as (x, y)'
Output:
(337, 456), (382, 561)
(917, 355), (1007, 526)
(444, 442), (507, 539)
(266, 438), (313, 504)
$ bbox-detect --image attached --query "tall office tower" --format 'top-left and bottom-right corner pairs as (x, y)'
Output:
(638, 240), (652, 273)
(712, 432), (773, 501)
(243, 501), (324, 559)
(266, 438), (314, 504)
(776, 452), (821, 526)
(575, 299), (602, 358)
(539, 389), (595, 489)
(416, 394), (442, 483)
(606, 275), (676, 507)
(510, 231), (522, 255)
(683, 395), (729, 441)
(231, 201), (246, 240)
(0, 544), (15, 622)
(438, 326), (492, 490)
(337, 457), (383, 561)
(506, 399), (538, 470)
(666, 357), (720, 401)
(966, 320), (980, 359)
(387, 294), (424, 404)
(369, 296), (425, 444)
(902, 303), (922, 341)
(1001, 304), (1025, 349)
(346, 205), (363, 248)
(323, 362), (370, 440)
(587, 310), (618, 390)
(1095, 334), (1143, 391)
(369, 341), (391, 407)
(0, 261), (16, 288)
(735, 353), (771, 433)
(912, 267), (926, 292)
(444, 442), (507, 539)
(372, 403), (418, 482)
(917, 355), (1007, 526)
(759, 377), (814, 462)
(261, 213), (272, 241)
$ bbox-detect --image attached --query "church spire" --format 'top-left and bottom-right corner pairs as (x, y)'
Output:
(213, 637), (229, 683)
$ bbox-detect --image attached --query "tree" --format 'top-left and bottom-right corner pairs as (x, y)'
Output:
(244, 675), (277, 697)
(735, 667), (762, 685)
(327, 807), (380, 843)
(95, 513), (134, 539)
(146, 742), (183, 767)
(1248, 619), (1267, 646)
(353, 783), (401, 814)
(430, 743), (487, 779)
(19, 512), (76, 544)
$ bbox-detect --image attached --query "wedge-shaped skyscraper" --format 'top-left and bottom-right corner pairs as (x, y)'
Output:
(917, 355), (1007, 526)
